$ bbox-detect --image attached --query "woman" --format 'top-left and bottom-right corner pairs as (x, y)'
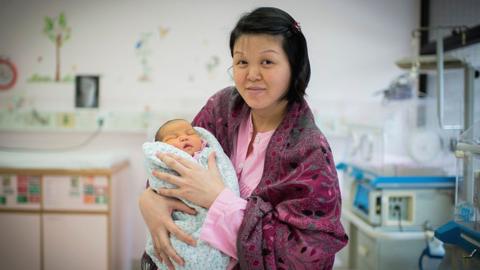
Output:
(139, 7), (348, 270)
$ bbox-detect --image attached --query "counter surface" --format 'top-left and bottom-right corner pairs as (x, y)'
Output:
(0, 151), (129, 170)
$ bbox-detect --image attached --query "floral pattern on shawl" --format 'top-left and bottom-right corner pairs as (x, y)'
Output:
(193, 87), (348, 270)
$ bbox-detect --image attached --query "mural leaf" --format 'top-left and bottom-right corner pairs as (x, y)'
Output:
(43, 17), (56, 42)
(59, 12), (67, 28)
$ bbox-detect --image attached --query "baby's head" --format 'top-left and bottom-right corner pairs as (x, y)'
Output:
(155, 119), (203, 156)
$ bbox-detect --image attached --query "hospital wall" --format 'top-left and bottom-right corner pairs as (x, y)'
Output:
(0, 0), (418, 267)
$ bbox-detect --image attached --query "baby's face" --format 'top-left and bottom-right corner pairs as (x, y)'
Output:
(160, 120), (203, 156)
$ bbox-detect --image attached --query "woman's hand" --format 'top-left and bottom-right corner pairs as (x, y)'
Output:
(154, 151), (226, 209)
(138, 188), (197, 269)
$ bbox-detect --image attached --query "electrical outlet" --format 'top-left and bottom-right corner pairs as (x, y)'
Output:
(56, 112), (75, 128)
(387, 195), (412, 222)
(96, 116), (104, 127)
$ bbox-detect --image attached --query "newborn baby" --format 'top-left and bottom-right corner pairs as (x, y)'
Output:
(143, 119), (239, 270)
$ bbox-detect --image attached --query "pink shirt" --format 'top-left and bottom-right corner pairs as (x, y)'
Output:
(199, 113), (275, 269)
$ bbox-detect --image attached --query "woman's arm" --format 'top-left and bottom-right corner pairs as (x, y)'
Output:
(199, 188), (247, 259)
(138, 187), (197, 269)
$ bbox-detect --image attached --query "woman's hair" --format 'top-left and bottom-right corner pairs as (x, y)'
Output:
(229, 7), (311, 102)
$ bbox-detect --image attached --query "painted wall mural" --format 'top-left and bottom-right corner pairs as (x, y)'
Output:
(206, 55), (220, 74)
(28, 12), (73, 83)
(135, 26), (171, 82)
(135, 32), (154, 82)
(158, 26), (170, 39)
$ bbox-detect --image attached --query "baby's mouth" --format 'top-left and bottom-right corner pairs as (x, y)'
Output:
(182, 143), (193, 150)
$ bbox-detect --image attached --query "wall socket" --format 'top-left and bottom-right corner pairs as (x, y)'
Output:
(387, 195), (413, 222)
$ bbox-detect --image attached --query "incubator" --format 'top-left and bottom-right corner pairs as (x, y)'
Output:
(339, 89), (457, 231)
(339, 162), (455, 231)
(340, 24), (479, 270)
(339, 32), (467, 269)
(422, 30), (480, 267)
(337, 95), (457, 270)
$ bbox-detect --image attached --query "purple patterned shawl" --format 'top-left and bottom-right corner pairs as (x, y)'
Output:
(192, 87), (348, 270)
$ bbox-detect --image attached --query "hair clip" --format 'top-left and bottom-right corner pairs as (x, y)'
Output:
(293, 21), (301, 32)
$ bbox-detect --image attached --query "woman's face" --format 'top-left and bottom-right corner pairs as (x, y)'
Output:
(232, 34), (291, 114)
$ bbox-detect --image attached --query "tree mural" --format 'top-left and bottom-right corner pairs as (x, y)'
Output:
(43, 12), (71, 82)
(135, 32), (153, 82)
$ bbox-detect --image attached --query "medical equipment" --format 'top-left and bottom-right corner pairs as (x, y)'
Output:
(339, 65), (457, 270)
(398, 26), (480, 267)
(435, 122), (480, 267)
(338, 162), (455, 270)
(338, 163), (455, 230)
(418, 229), (445, 270)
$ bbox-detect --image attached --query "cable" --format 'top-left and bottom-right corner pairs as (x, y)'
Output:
(418, 248), (427, 270)
(0, 118), (104, 153)
(418, 241), (445, 270)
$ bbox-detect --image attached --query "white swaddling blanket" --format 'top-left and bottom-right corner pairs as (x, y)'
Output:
(143, 127), (240, 270)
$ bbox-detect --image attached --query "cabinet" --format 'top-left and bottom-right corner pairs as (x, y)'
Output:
(0, 212), (41, 269)
(343, 208), (427, 270)
(0, 152), (131, 270)
(43, 214), (108, 270)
